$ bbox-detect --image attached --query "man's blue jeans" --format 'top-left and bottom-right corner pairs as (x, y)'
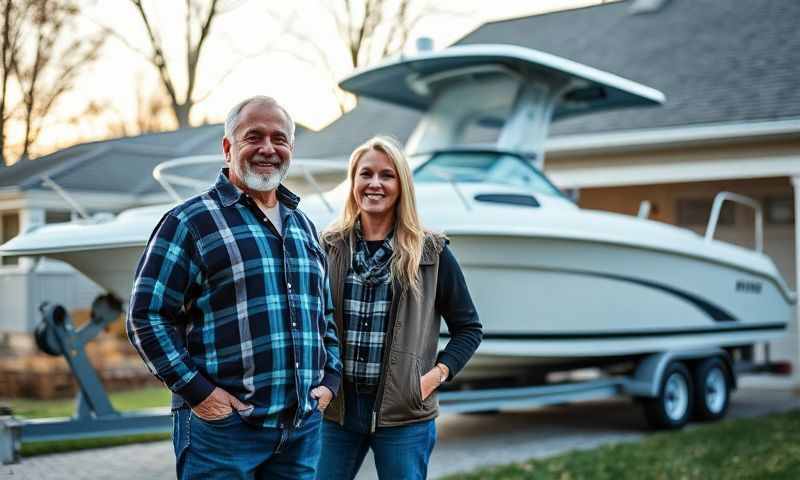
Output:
(317, 390), (436, 480)
(172, 407), (322, 480)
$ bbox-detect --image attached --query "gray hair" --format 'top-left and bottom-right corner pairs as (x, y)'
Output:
(224, 95), (296, 144)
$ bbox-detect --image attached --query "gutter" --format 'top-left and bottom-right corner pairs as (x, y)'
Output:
(546, 118), (800, 154)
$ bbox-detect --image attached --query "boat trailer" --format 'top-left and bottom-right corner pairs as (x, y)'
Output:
(0, 297), (171, 464)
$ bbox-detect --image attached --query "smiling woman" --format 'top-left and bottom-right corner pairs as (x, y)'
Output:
(319, 136), (483, 480)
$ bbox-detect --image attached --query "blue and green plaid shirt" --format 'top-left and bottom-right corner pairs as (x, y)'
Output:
(127, 169), (341, 428)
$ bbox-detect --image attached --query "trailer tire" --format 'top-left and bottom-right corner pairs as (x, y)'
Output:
(691, 357), (730, 421)
(643, 361), (693, 430)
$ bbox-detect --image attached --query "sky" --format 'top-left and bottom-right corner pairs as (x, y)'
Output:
(15, 0), (608, 157)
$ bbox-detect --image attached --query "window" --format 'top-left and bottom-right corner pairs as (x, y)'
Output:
(45, 210), (72, 224)
(413, 151), (565, 199)
(1, 213), (20, 266)
(676, 199), (735, 226)
(764, 196), (794, 225)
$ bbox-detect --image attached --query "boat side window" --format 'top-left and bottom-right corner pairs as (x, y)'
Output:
(413, 151), (564, 198)
(45, 210), (73, 224)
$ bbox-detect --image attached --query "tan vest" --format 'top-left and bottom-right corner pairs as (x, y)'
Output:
(323, 231), (446, 429)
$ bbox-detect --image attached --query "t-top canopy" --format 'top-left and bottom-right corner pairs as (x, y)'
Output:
(339, 44), (665, 118)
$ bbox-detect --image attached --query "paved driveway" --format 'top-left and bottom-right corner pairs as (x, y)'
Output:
(4, 379), (798, 480)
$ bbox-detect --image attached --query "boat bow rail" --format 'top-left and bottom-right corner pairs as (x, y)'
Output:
(153, 155), (346, 212)
(705, 192), (764, 252)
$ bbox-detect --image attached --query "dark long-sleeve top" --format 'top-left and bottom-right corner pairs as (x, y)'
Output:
(432, 244), (483, 380)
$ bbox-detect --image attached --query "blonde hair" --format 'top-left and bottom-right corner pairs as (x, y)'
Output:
(323, 136), (425, 296)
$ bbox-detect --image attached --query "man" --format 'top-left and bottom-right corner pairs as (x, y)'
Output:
(127, 96), (341, 479)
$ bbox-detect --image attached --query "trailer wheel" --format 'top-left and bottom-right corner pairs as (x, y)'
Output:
(691, 357), (730, 421)
(643, 361), (693, 430)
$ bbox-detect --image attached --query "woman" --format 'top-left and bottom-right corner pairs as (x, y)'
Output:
(318, 136), (482, 480)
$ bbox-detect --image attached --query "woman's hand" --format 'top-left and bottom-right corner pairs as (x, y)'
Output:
(420, 363), (450, 401)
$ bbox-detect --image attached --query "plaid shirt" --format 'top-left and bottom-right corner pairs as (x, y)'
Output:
(342, 227), (394, 386)
(127, 169), (341, 428)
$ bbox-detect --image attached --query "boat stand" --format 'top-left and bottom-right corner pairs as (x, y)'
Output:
(0, 297), (171, 464)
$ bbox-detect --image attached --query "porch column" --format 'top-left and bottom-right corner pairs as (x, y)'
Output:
(791, 176), (800, 386)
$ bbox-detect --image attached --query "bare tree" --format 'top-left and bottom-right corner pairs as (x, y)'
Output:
(112, 0), (239, 129)
(134, 77), (175, 134)
(12, 0), (106, 161)
(0, 0), (30, 166)
(283, 0), (447, 113)
(77, 78), (174, 141)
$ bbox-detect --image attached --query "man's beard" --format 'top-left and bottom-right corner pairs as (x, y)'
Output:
(233, 154), (289, 192)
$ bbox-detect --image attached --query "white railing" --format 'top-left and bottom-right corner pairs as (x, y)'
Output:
(704, 192), (763, 252)
(152, 155), (347, 213)
(637, 200), (652, 219)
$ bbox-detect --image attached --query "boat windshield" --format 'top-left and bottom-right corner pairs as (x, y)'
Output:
(412, 151), (564, 198)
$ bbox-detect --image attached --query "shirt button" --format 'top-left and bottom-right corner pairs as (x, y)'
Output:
(287, 282), (292, 290)
(292, 322), (297, 328)
(295, 362), (300, 368)
(363, 322), (368, 327)
(264, 217), (268, 222)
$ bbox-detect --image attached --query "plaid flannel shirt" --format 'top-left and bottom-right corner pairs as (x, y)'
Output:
(342, 229), (394, 386)
(127, 169), (341, 428)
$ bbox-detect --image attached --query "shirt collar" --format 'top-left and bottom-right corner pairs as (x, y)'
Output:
(214, 168), (300, 210)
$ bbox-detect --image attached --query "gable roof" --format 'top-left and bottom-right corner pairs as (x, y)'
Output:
(0, 123), (310, 197)
(295, 0), (800, 158)
(458, 0), (800, 136)
(292, 98), (419, 159)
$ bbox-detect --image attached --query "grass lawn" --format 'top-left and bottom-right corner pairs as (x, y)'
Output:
(6, 386), (171, 419)
(4, 387), (172, 457)
(443, 409), (800, 480)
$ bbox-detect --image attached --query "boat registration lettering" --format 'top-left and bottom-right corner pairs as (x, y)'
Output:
(735, 280), (762, 294)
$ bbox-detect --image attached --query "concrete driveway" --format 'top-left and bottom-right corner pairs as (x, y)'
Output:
(4, 377), (798, 480)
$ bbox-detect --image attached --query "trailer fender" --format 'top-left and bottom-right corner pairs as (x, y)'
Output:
(624, 349), (732, 398)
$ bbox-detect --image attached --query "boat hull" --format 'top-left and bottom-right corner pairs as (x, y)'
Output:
(440, 232), (792, 380)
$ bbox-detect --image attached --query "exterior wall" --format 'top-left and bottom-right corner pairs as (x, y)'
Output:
(0, 263), (102, 333)
(0, 272), (29, 332)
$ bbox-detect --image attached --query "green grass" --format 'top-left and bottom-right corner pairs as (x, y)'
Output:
(443, 409), (800, 480)
(5, 386), (171, 419)
(3, 387), (172, 457)
(19, 433), (171, 457)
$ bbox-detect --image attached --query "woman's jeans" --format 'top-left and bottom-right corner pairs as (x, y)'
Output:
(172, 407), (322, 480)
(318, 387), (436, 480)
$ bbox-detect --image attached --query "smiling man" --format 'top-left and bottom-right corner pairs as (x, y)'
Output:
(127, 96), (342, 479)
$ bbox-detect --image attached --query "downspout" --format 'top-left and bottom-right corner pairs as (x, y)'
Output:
(791, 176), (800, 388)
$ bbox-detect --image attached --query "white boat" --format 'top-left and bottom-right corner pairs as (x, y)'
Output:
(1, 45), (795, 384)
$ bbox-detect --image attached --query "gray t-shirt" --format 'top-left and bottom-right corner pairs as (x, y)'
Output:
(264, 202), (282, 235)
